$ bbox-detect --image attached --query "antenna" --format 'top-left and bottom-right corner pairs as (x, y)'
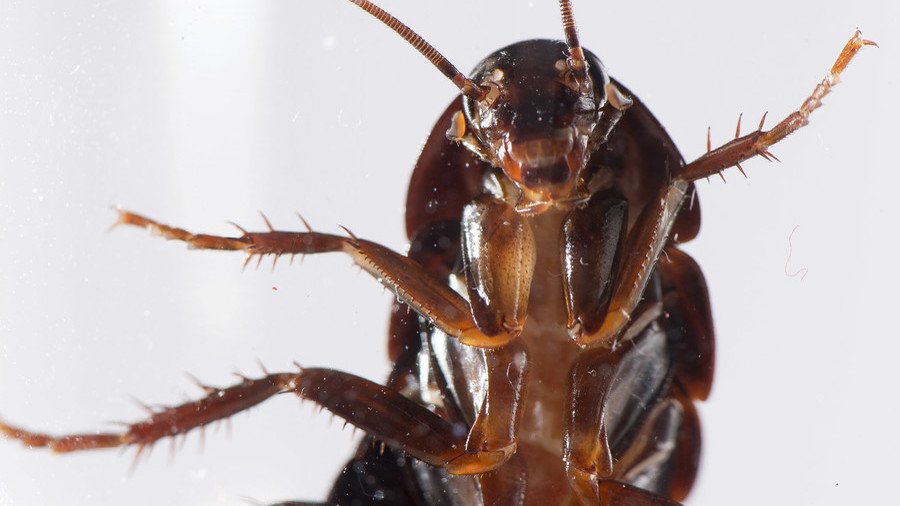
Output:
(346, 0), (486, 100)
(558, 0), (589, 77)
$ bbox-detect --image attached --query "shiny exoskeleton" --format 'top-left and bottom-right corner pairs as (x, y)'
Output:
(0, 1), (873, 505)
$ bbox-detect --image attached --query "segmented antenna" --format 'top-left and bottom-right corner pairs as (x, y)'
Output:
(346, 0), (486, 100)
(558, 0), (588, 76)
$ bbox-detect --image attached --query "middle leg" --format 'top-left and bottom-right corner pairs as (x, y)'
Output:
(564, 319), (696, 505)
(114, 210), (514, 349)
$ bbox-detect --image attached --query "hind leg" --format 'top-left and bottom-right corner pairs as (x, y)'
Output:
(0, 365), (513, 473)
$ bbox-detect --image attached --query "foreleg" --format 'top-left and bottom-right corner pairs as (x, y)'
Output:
(574, 182), (688, 347)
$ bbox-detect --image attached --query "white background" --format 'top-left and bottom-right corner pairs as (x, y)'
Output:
(0, 1), (896, 505)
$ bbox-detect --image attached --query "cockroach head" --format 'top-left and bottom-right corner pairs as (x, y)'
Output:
(455, 41), (620, 203)
(345, 0), (631, 205)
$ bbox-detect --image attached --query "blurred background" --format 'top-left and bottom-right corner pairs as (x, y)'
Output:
(0, 1), (896, 504)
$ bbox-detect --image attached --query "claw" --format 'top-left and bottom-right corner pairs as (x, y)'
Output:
(108, 207), (127, 232)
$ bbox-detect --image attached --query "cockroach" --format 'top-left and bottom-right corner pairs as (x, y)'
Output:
(0, 0), (883, 504)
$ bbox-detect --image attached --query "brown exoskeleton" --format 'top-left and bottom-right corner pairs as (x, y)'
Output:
(0, 0), (875, 504)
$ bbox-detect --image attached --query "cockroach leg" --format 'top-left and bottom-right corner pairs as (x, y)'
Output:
(679, 30), (875, 181)
(0, 367), (515, 475)
(561, 190), (628, 340)
(477, 452), (527, 506)
(0, 372), (291, 454)
(572, 181), (690, 348)
(114, 210), (514, 349)
(463, 341), (527, 474)
(564, 325), (672, 504)
(461, 197), (536, 338)
(292, 369), (514, 475)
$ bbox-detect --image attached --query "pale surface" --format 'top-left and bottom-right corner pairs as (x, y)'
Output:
(0, 1), (896, 504)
